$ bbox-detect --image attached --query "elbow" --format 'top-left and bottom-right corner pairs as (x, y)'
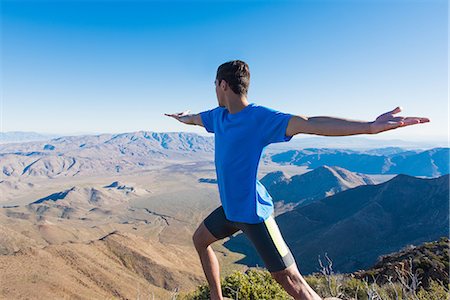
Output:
(193, 114), (203, 126)
(287, 115), (310, 136)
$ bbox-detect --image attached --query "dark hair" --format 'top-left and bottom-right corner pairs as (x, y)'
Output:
(216, 60), (250, 96)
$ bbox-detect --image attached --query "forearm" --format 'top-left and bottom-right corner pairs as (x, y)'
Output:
(183, 114), (196, 125)
(306, 116), (373, 136)
(180, 114), (202, 126)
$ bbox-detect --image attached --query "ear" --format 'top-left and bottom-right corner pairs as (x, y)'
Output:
(220, 80), (228, 91)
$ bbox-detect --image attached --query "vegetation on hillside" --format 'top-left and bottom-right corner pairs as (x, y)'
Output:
(355, 237), (449, 289)
(178, 237), (449, 300)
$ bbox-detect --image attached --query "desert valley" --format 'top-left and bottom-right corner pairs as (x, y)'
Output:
(0, 131), (448, 299)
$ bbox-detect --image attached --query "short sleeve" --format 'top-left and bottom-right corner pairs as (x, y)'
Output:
(260, 107), (293, 145)
(199, 106), (220, 133)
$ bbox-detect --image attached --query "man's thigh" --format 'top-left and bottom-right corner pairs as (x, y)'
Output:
(203, 206), (240, 240)
(239, 215), (295, 273)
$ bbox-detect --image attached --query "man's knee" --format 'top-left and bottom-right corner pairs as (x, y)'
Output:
(192, 221), (217, 251)
(192, 226), (204, 250)
(272, 265), (323, 300)
(271, 264), (301, 285)
(271, 268), (289, 284)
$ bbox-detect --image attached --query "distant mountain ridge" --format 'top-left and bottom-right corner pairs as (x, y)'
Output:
(225, 173), (449, 274)
(261, 165), (375, 212)
(1, 131), (448, 179)
(270, 147), (449, 177)
(265, 136), (447, 150)
(0, 131), (61, 144)
(0, 131), (214, 154)
(0, 131), (214, 178)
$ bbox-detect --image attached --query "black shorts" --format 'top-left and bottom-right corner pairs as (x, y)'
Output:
(203, 206), (295, 273)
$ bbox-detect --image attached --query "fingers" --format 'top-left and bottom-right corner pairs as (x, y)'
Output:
(383, 106), (430, 125)
(386, 106), (430, 123)
(164, 113), (178, 119)
(164, 113), (182, 117)
(164, 110), (191, 117)
(400, 117), (430, 126)
(389, 106), (402, 115)
(402, 117), (430, 122)
(373, 113), (430, 134)
(164, 113), (183, 121)
(377, 106), (402, 119)
(164, 113), (185, 119)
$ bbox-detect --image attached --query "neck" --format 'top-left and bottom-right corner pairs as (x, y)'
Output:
(225, 94), (249, 114)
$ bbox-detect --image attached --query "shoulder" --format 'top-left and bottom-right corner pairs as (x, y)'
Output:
(211, 106), (226, 120)
(253, 104), (290, 117)
(248, 103), (268, 114)
(210, 105), (226, 114)
(256, 105), (275, 113)
(200, 105), (225, 116)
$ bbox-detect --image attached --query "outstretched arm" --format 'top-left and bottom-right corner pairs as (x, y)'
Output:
(164, 111), (204, 127)
(286, 106), (430, 137)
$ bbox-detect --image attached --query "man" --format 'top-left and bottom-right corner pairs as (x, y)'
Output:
(165, 60), (430, 300)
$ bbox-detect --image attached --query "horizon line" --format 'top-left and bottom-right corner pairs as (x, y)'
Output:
(0, 130), (448, 144)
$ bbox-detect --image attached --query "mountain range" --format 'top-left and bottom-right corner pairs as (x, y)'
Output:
(3, 131), (446, 148)
(270, 147), (449, 177)
(0, 131), (61, 144)
(0, 131), (214, 179)
(1, 131), (447, 180)
(225, 173), (449, 274)
(260, 165), (376, 213)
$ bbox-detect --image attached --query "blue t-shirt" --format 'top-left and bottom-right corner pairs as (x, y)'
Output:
(200, 102), (293, 223)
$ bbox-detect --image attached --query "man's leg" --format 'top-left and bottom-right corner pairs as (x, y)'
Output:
(192, 206), (239, 300)
(271, 263), (322, 300)
(192, 221), (222, 299)
(240, 215), (322, 300)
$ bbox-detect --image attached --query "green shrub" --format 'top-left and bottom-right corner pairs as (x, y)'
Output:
(417, 279), (450, 300)
(340, 276), (368, 300)
(182, 268), (291, 300)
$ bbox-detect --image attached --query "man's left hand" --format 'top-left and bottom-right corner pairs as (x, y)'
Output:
(370, 106), (430, 134)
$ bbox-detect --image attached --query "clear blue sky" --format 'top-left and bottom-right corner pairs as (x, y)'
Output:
(1, 0), (447, 142)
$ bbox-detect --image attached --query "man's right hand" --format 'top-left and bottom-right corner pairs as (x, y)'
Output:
(165, 110), (205, 127)
(164, 110), (195, 125)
